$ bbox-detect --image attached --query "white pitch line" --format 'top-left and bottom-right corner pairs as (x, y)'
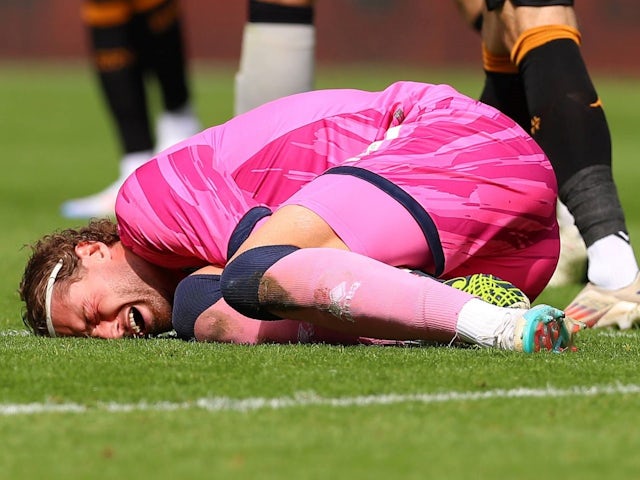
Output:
(2, 383), (639, 416)
(0, 330), (31, 337)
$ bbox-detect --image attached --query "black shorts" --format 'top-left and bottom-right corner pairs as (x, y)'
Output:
(486, 0), (574, 10)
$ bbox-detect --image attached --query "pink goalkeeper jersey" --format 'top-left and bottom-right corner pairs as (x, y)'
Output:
(117, 81), (437, 269)
(116, 81), (558, 298)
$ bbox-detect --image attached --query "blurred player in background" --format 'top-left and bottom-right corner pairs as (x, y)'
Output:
(455, 0), (640, 329)
(61, 0), (200, 219)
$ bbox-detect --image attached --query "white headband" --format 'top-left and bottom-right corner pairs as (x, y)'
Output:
(45, 259), (64, 338)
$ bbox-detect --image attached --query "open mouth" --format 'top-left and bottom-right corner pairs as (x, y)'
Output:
(128, 307), (146, 337)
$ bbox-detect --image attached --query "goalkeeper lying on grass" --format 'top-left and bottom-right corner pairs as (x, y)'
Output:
(20, 81), (580, 352)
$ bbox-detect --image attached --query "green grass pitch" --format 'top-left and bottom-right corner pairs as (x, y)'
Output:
(1, 62), (640, 479)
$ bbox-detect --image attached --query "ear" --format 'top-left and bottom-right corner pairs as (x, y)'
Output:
(75, 241), (111, 262)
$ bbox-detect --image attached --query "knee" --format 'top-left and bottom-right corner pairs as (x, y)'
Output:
(221, 245), (299, 320)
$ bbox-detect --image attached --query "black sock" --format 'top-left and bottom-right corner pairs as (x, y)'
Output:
(136, 0), (190, 112)
(479, 71), (529, 132)
(519, 38), (626, 244)
(87, 16), (153, 153)
(519, 38), (610, 186)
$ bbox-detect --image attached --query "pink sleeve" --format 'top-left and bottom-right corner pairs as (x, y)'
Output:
(116, 145), (258, 269)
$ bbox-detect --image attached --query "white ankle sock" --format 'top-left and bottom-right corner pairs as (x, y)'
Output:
(155, 105), (200, 152)
(587, 233), (639, 289)
(234, 23), (315, 115)
(456, 299), (526, 349)
(120, 151), (153, 178)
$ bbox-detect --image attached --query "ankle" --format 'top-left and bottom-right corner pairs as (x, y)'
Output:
(456, 299), (526, 349)
(587, 234), (639, 289)
(120, 151), (153, 177)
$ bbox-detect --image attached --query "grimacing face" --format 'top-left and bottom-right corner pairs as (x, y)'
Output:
(48, 242), (175, 338)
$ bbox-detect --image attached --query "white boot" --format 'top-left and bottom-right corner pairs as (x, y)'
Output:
(60, 151), (152, 219)
(155, 104), (201, 153)
(547, 201), (587, 287)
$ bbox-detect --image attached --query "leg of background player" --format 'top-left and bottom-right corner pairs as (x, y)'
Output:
(139, 0), (201, 152)
(138, 0), (200, 151)
(234, 0), (316, 115)
(476, 7), (585, 286)
(62, 0), (199, 219)
(483, 1), (640, 327)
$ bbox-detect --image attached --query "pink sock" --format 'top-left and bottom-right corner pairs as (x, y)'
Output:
(261, 248), (474, 342)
